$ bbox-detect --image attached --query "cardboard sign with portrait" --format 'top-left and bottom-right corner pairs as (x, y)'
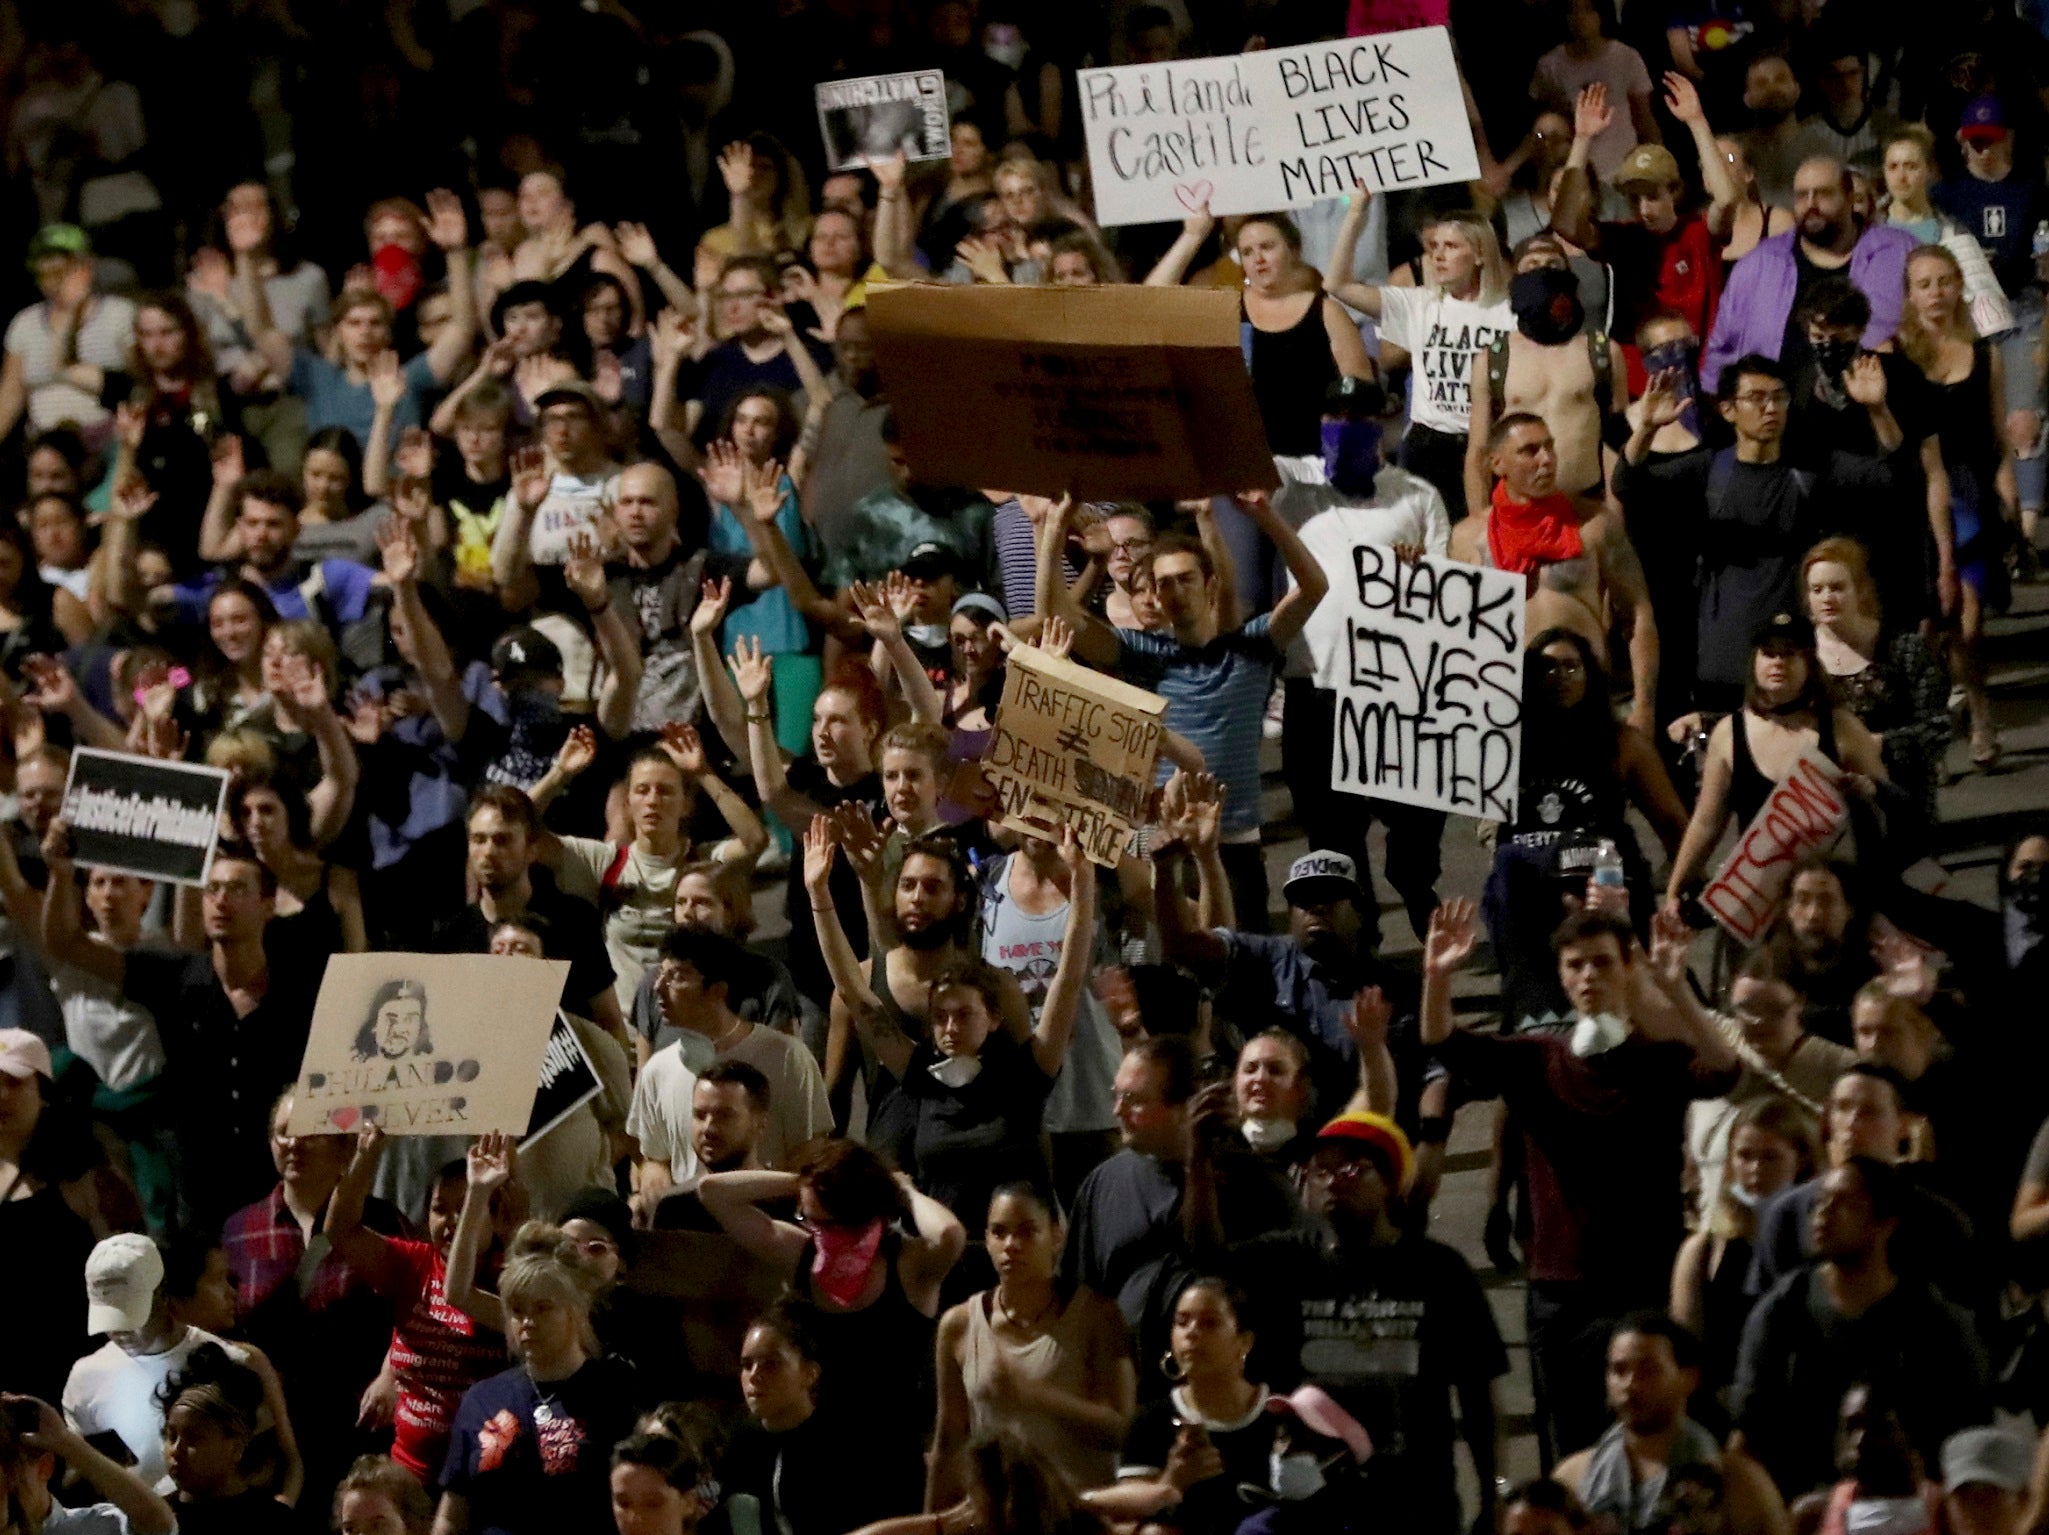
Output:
(286, 953), (571, 1137)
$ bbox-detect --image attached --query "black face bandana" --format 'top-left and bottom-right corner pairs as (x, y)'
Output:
(1511, 267), (1584, 345)
(1811, 337), (1860, 402)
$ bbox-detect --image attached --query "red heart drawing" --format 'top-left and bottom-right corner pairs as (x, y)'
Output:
(1174, 181), (1215, 213)
(329, 1106), (359, 1130)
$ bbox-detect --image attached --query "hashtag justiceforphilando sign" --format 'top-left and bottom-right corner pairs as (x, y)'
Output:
(61, 748), (233, 885)
(985, 646), (1167, 868)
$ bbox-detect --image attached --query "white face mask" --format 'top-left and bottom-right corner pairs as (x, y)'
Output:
(1240, 1116), (1296, 1152)
(1568, 1012), (1630, 1058)
(1270, 1449), (1327, 1502)
(674, 1029), (717, 1074)
(1844, 1497), (1934, 1535)
(906, 622), (948, 650)
(1727, 1182), (1762, 1209)
(929, 1054), (984, 1089)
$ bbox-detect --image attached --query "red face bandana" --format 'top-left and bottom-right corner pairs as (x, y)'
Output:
(1488, 480), (1584, 582)
(810, 1218), (885, 1307)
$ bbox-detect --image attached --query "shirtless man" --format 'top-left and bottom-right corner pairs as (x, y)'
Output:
(1451, 411), (1659, 734)
(1462, 235), (1627, 517)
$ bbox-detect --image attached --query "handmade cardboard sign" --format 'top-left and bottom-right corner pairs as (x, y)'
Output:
(1324, 548), (1523, 821)
(60, 748), (232, 886)
(1077, 27), (1478, 227)
(287, 953), (571, 1137)
(524, 1012), (603, 1145)
(985, 645), (1167, 866)
(864, 283), (1276, 500)
(816, 71), (951, 172)
(1701, 750), (1851, 943)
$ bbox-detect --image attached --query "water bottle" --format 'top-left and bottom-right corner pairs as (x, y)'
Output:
(2032, 221), (2049, 261)
(1592, 838), (1626, 891)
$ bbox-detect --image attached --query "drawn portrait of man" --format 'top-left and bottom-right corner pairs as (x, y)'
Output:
(352, 978), (433, 1061)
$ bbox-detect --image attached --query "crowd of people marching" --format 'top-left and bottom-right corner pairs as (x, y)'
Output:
(4, 0), (2049, 1533)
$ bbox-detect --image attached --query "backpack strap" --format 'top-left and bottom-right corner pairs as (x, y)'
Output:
(600, 842), (633, 894)
(1588, 327), (1613, 420)
(1487, 330), (1511, 406)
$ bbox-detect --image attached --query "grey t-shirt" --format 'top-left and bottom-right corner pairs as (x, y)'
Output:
(5, 295), (137, 431)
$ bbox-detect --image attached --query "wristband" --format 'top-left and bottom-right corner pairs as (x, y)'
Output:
(1415, 1114), (1453, 1147)
(745, 709), (772, 723)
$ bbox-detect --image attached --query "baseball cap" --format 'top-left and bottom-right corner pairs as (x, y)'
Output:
(533, 378), (600, 414)
(490, 625), (564, 682)
(1750, 611), (1816, 653)
(901, 542), (960, 581)
(0, 1028), (52, 1080)
(1942, 1427), (2033, 1493)
(1614, 143), (1682, 190)
(85, 1233), (165, 1334)
(1315, 1110), (1416, 1193)
(26, 224), (90, 268)
(1283, 851), (1363, 907)
(1959, 95), (2009, 143)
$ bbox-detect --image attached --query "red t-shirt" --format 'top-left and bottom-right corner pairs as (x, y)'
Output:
(384, 1238), (507, 1477)
(1601, 214), (1723, 393)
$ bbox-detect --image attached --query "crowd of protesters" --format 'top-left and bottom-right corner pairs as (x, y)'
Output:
(5, 1), (2049, 1534)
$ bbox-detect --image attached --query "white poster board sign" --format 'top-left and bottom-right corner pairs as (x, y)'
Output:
(286, 953), (571, 1136)
(1701, 749), (1850, 944)
(1078, 28), (1479, 227)
(1326, 548), (1523, 822)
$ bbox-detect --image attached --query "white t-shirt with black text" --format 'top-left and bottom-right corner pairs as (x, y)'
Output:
(1374, 287), (1513, 437)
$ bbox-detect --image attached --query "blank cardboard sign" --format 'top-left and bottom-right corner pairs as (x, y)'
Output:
(865, 284), (1279, 501)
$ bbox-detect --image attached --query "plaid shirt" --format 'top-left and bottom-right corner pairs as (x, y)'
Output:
(222, 1185), (408, 1316)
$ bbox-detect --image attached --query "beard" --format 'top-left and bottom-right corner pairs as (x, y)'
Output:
(1300, 929), (1357, 982)
(899, 915), (956, 951)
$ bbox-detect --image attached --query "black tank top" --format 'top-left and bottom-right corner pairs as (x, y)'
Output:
(1729, 706), (1838, 826)
(1244, 294), (1337, 455)
(792, 1229), (938, 1436)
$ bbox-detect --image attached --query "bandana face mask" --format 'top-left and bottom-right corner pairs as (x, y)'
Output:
(809, 1217), (886, 1307)
(1320, 418), (1384, 495)
(1511, 267), (1584, 345)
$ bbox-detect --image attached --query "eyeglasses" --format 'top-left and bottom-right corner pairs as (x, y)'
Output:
(719, 287), (767, 302)
(1109, 538), (1152, 554)
(1734, 389), (1790, 407)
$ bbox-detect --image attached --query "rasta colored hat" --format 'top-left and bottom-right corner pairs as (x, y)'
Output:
(1614, 143), (1682, 190)
(1316, 1111), (1415, 1194)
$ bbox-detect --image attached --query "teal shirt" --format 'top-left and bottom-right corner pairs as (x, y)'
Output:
(709, 476), (813, 654)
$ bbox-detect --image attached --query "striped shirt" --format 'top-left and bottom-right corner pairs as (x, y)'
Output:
(1117, 614), (1277, 836)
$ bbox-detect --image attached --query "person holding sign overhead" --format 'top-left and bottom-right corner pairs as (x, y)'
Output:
(1327, 190), (1513, 513)
(1036, 489), (1328, 930)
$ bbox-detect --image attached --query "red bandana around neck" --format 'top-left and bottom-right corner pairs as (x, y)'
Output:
(1488, 482), (1585, 579)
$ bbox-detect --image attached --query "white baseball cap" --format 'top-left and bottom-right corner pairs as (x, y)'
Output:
(0, 1028), (52, 1080)
(85, 1232), (164, 1335)
(1283, 851), (1363, 906)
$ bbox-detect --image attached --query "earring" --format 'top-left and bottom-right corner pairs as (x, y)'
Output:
(1159, 1350), (1186, 1383)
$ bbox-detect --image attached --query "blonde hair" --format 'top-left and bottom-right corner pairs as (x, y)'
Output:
(1422, 211), (1511, 307)
(1896, 244), (1976, 373)
(205, 729), (278, 780)
(880, 721), (949, 771)
(1883, 124), (1938, 166)
(1709, 1098), (1819, 1240)
(269, 619), (340, 696)
(1800, 536), (1882, 625)
(497, 1221), (604, 1360)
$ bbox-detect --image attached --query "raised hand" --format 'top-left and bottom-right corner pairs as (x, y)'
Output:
(1648, 901), (1694, 987)
(801, 812), (839, 893)
(744, 456), (787, 524)
(592, 350), (624, 404)
(729, 635), (773, 705)
(956, 236), (1010, 285)
(562, 529), (609, 610)
(112, 473), (160, 524)
(1169, 769), (1223, 854)
(424, 188), (469, 251)
(650, 306), (695, 368)
(1036, 612), (1075, 662)
(188, 246), (232, 299)
(868, 149), (907, 194)
(21, 654), (76, 714)
(1347, 985), (1393, 1056)
(1056, 823), (1088, 876)
(376, 517), (420, 585)
(479, 336), (518, 379)
(354, 1118), (387, 1160)
(831, 801), (888, 884)
(275, 653), (332, 721)
(367, 349), (406, 411)
(1662, 70), (1706, 125)
(698, 438), (746, 507)
(755, 301), (795, 340)
(1641, 369), (1685, 428)
(467, 1131), (516, 1191)
(41, 818), (74, 871)
(689, 576), (732, 638)
(1845, 353), (1888, 407)
(1423, 897), (1480, 978)
(1573, 82), (1613, 143)
(613, 221), (660, 269)
(1870, 918), (1938, 1005)
(112, 400), (146, 454)
(881, 568), (920, 622)
(718, 142), (756, 199)
(658, 720), (707, 776)
(554, 722), (599, 777)
(847, 580), (901, 643)
(511, 445), (551, 512)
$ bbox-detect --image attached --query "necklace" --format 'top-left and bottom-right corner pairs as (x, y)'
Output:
(993, 1283), (1057, 1332)
(707, 1016), (749, 1054)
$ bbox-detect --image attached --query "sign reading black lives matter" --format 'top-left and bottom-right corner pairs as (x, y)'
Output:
(60, 748), (232, 885)
(816, 71), (951, 173)
(1328, 549), (1524, 822)
(986, 645), (1167, 867)
(524, 1012), (603, 1146)
(1077, 27), (1478, 227)
(287, 953), (571, 1137)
